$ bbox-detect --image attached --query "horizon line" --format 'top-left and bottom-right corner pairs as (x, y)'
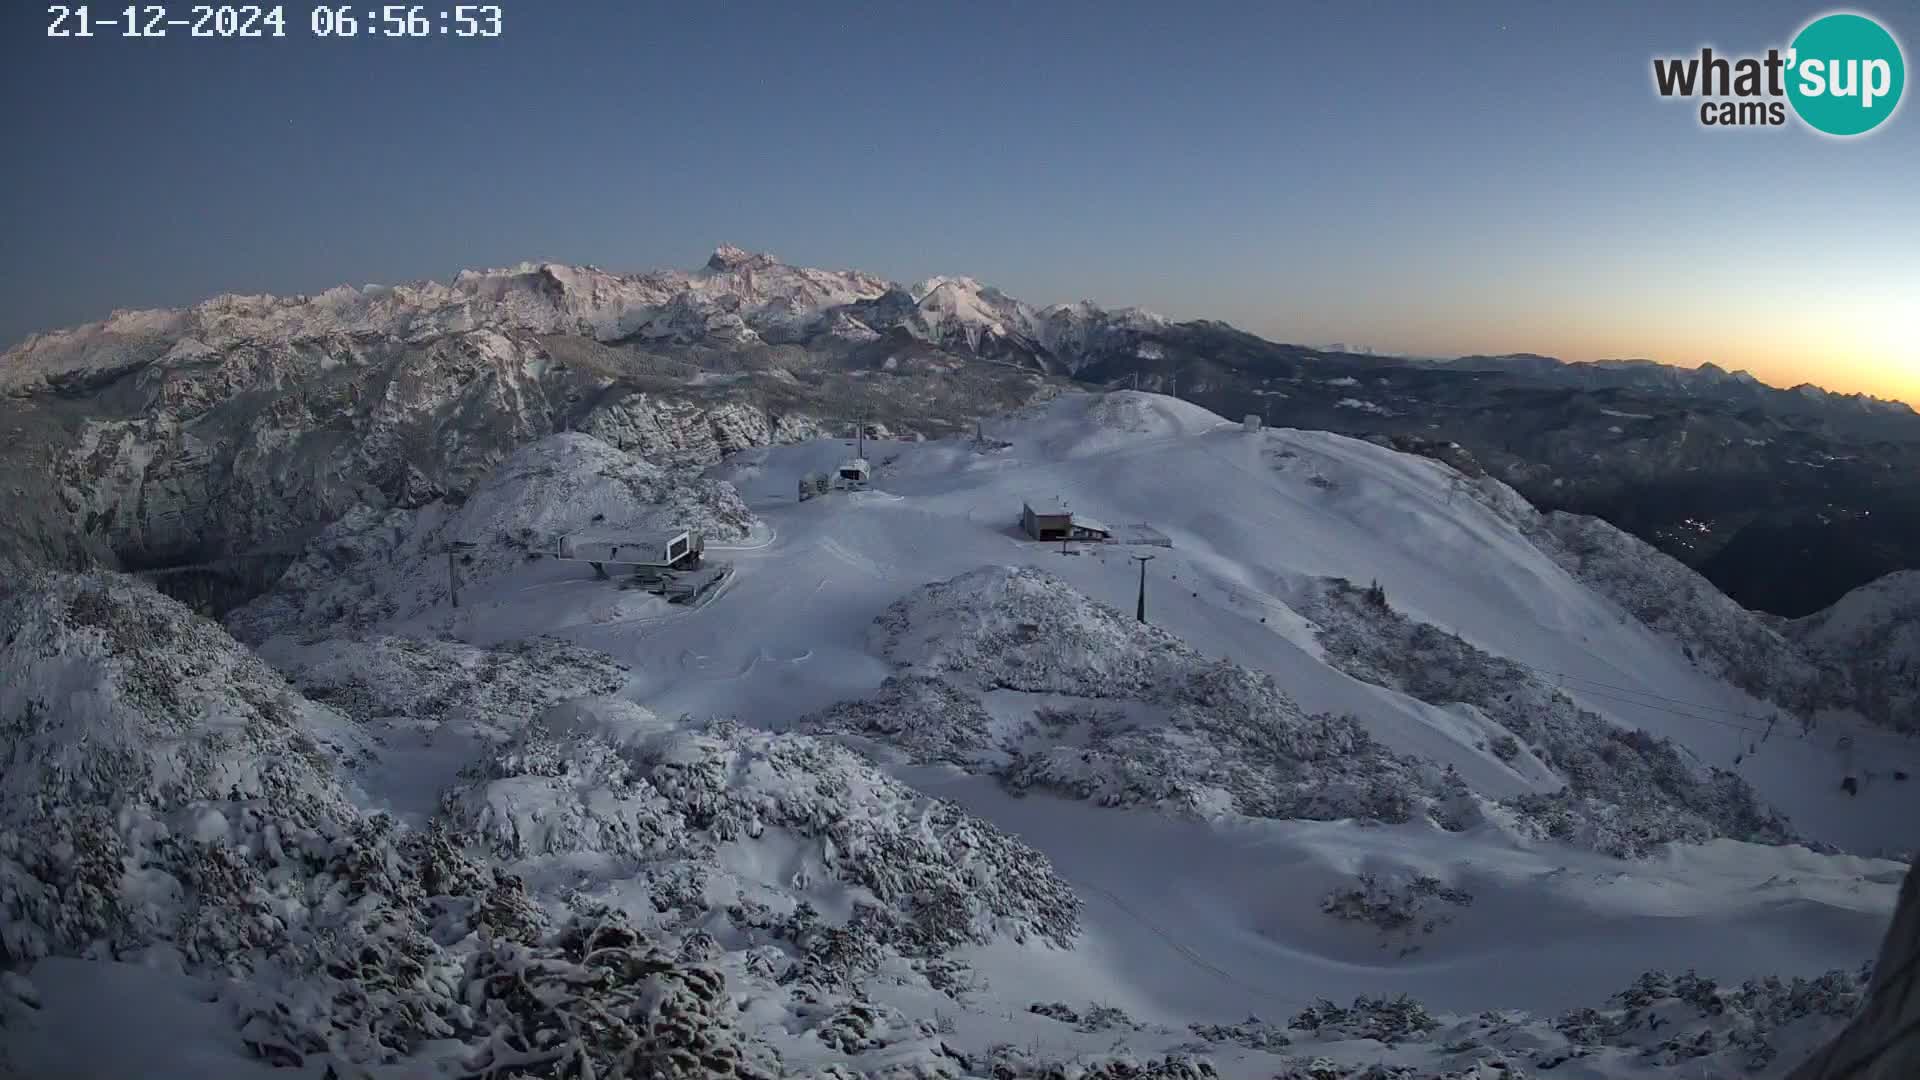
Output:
(2, 249), (1912, 411)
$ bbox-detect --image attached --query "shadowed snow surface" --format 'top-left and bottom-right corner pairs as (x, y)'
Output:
(7, 391), (1916, 1079)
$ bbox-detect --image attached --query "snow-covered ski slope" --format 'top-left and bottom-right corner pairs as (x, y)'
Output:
(444, 391), (1913, 840)
(275, 390), (1913, 1074)
(398, 404), (1901, 949)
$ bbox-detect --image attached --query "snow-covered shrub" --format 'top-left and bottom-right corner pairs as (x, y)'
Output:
(445, 697), (1082, 962)
(217, 817), (546, 1068)
(1029, 1001), (1081, 1023)
(1187, 1016), (1294, 1051)
(1321, 873), (1474, 944)
(982, 1045), (1221, 1079)
(797, 674), (997, 764)
(237, 895), (780, 1077)
(999, 709), (1433, 824)
(1553, 965), (1869, 1073)
(1273, 1060), (1528, 1080)
(874, 567), (1209, 700)
(1260, 961), (1868, 1079)
(873, 567), (1446, 825)
(0, 571), (772, 1077)
(1193, 959), (1872, 1080)
(258, 632), (627, 737)
(450, 909), (776, 1079)
(0, 571), (367, 964)
(915, 955), (981, 1001)
(796, 998), (935, 1054)
(1308, 578), (1796, 857)
(1024, 1001), (1141, 1034)
(764, 899), (897, 991)
(1289, 996), (1442, 1046)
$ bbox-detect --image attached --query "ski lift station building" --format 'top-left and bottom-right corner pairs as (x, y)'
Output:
(1022, 500), (1112, 542)
(835, 457), (871, 489)
(559, 528), (704, 570)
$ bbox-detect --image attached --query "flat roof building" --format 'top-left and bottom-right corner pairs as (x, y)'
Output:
(562, 529), (702, 569)
(1022, 500), (1073, 540)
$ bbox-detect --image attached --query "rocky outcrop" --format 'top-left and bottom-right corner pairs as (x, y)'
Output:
(578, 391), (829, 464)
(1790, 857), (1920, 1079)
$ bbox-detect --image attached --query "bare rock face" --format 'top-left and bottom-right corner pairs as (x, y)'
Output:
(1791, 857), (1920, 1080)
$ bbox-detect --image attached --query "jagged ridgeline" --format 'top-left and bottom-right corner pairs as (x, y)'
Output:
(9, 245), (1920, 623)
(0, 248), (1172, 608)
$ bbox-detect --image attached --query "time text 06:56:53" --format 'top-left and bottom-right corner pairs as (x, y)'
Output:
(46, 5), (505, 38)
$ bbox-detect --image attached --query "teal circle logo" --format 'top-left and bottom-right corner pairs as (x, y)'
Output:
(1787, 13), (1905, 135)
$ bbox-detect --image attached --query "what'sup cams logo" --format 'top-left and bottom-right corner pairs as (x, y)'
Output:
(1654, 11), (1905, 135)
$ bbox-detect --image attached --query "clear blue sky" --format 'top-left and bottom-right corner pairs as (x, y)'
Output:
(4, 1), (1916, 399)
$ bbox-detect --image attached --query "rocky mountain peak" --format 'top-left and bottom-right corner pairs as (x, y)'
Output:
(705, 244), (778, 272)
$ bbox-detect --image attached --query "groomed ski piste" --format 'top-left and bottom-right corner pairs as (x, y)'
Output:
(8, 390), (1916, 1079)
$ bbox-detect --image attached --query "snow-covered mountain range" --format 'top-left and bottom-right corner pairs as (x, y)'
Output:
(0, 247), (1186, 584)
(4, 386), (1917, 1079)
(0, 245), (1158, 400)
(8, 246), (1920, 626)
